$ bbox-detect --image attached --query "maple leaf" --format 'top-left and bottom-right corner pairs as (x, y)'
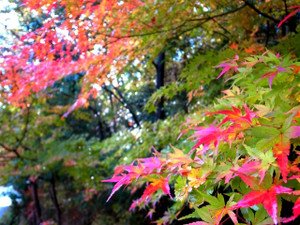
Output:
(196, 192), (238, 225)
(177, 118), (200, 141)
(287, 126), (300, 139)
(206, 105), (257, 145)
(188, 126), (225, 155)
(146, 208), (156, 220)
(230, 185), (293, 224)
(190, 106), (255, 154)
(102, 154), (166, 202)
(217, 163), (239, 184)
(245, 48), (256, 54)
(208, 104), (256, 127)
(213, 206), (238, 225)
(273, 135), (290, 182)
(167, 145), (193, 171)
(187, 168), (210, 188)
(236, 160), (268, 184)
(136, 156), (164, 174)
(229, 43), (238, 49)
(214, 54), (239, 79)
(102, 164), (148, 201)
(256, 65), (288, 89)
(141, 176), (172, 201)
(102, 174), (133, 202)
(242, 56), (263, 71)
(232, 171), (261, 190)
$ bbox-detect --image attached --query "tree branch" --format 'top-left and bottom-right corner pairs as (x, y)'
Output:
(212, 18), (231, 36)
(0, 143), (22, 159)
(15, 105), (31, 151)
(100, 4), (246, 42)
(187, 4), (247, 22)
(283, 0), (288, 15)
(49, 175), (62, 225)
(243, 0), (280, 23)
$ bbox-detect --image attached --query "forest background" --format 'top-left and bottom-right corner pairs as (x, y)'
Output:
(0, 0), (299, 224)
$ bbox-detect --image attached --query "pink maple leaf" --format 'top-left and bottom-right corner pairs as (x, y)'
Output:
(287, 126), (300, 139)
(188, 126), (225, 154)
(136, 156), (164, 174)
(102, 155), (165, 202)
(102, 175), (133, 202)
(256, 65), (288, 89)
(237, 160), (267, 183)
(215, 54), (239, 79)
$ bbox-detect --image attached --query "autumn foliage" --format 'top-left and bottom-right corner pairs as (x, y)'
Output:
(103, 51), (300, 224)
(0, 0), (299, 225)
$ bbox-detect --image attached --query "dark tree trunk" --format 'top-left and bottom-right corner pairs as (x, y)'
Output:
(88, 105), (105, 140)
(282, 0), (288, 36)
(29, 180), (41, 225)
(97, 119), (105, 140)
(265, 20), (270, 47)
(108, 91), (117, 132)
(49, 176), (62, 225)
(153, 51), (165, 121)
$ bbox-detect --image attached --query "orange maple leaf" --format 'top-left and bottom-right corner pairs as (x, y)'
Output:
(141, 176), (172, 200)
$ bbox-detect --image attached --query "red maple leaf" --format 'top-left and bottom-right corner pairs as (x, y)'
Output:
(207, 105), (257, 145)
(230, 185), (293, 224)
(273, 135), (290, 182)
(207, 104), (256, 127)
(229, 43), (238, 49)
